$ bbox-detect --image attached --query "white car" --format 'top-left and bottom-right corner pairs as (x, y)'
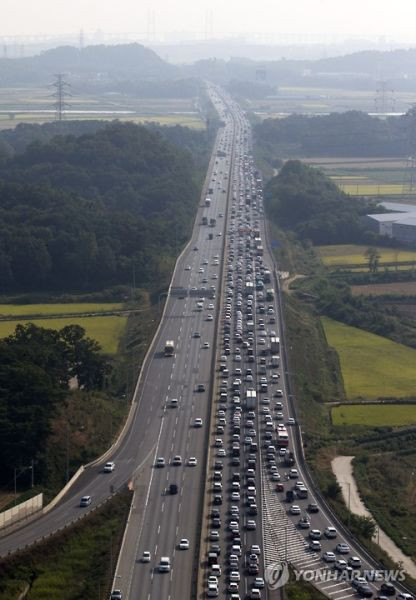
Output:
(185, 265), (191, 271)
(179, 538), (189, 550)
(324, 526), (337, 539)
(323, 551), (336, 562)
(229, 571), (240, 582)
(188, 457), (197, 466)
(194, 418), (203, 427)
(254, 577), (265, 588)
(289, 505), (301, 515)
(141, 550), (151, 562)
(104, 461), (115, 472)
(336, 543), (350, 554)
(203, 342), (210, 349)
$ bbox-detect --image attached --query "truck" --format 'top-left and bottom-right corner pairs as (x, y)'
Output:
(246, 390), (256, 410)
(276, 431), (289, 447)
(164, 340), (175, 357)
(270, 337), (280, 354)
(245, 281), (254, 297)
(205, 197), (211, 207)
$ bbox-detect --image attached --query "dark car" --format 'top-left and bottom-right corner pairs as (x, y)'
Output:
(380, 584), (396, 596)
(307, 503), (319, 513)
(213, 494), (222, 505)
(169, 484), (178, 495)
(357, 585), (373, 598)
(197, 383), (205, 392)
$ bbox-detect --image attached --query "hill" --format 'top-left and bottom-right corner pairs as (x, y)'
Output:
(0, 43), (178, 85)
(0, 121), (210, 293)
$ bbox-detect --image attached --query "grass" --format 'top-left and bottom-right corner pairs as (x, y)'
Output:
(0, 316), (127, 354)
(332, 403), (416, 426)
(0, 303), (123, 317)
(321, 316), (416, 399)
(0, 489), (132, 599)
(317, 244), (416, 266)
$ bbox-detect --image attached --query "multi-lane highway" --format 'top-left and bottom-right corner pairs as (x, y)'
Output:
(0, 85), (413, 600)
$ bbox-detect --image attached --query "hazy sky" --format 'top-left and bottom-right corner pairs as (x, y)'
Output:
(1, 0), (416, 40)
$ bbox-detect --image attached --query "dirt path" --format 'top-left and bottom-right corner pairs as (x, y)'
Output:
(281, 274), (305, 293)
(331, 455), (416, 577)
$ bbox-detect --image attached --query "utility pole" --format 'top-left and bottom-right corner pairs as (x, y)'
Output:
(52, 73), (71, 121)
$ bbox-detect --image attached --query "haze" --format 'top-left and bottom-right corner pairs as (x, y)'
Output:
(1, 0), (416, 40)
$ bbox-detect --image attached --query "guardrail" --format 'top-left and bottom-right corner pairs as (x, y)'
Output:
(262, 216), (414, 594)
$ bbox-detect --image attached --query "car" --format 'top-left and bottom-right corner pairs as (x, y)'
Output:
(104, 461), (115, 472)
(289, 505), (301, 515)
(79, 495), (91, 507)
(188, 457), (197, 466)
(287, 417), (296, 425)
(110, 591), (123, 600)
(309, 540), (322, 551)
(179, 538), (189, 550)
(334, 559), (348, 571)
(228, 582), (239, 593)
(193, 331), (201, 338)
(251, 589), (261, 599)
(194, 418), (203, 427)
(309, 529), (322, 540)
(185, 265), (191, 271)
(214, 438), (223, 447)
(357, 584), (373, 598)
(197, 384), (205, 392)
(203, 342), (210, 349)
(397, 595), (414, 600)
(352, 577), (368, 589)
(348, 556), (361, 568)
(207, 583), (218, 597)
(380, 583), (396, 596)
(207, 314), (214, 321)
(336, 542), (350, 554)
(289, 468), (299, 479)
(141, 550), (151, 562)
(308, 503), (319, 513)
(323, 551), (337, 562)
(250, 545), (261, 555)
(298, 516), (310, 529)
(229, 571), (240, 582)
(169, 483), (178, 494)
(325, 526), (337, 539)
(193, 246), (198, 251)
(209, 530), (219, 541)
(246, 519), (256, 530)
(172, 455), (182, 466)
(254, 577), (265, 589)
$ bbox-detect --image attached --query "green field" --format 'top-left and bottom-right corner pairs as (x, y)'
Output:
(321, 316), (416, 399)
(332, 403), (416, 426)
(0, 315), (127, 354)
(317, 244), (416, 266)
(338, 183), (410, 196)
(0, 303), (123, 317)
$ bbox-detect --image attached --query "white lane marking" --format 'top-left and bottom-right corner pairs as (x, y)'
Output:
(158, 524), (160, 534)
(161, 502), (165, 513)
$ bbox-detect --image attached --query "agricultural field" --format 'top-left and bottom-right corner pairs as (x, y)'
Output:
(351, 282), (416, 296)
(0, 315), (127, 354)
(316, 244), (416, 266)
(332, 403), (416, 426)
(0, 303), (123, 317)
(321, 316), (416, 399)
(0, 87), (204, 130)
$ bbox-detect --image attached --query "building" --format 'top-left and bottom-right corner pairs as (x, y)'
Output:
(365, 202), (416, 246)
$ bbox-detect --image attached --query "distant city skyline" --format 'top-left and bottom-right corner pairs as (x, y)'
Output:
(1, 0), (416, 42)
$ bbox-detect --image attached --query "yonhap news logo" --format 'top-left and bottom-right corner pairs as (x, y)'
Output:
(265, 560), (290, 589)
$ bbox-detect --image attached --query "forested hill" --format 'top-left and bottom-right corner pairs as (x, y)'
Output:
(0, 121), (210, 293)
(255, 111), (411, 158)
(265, 160), (377, 244)
(0, 43), (177, 85)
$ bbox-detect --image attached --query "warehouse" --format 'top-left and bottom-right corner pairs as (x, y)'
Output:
(365, 202), (416, 246)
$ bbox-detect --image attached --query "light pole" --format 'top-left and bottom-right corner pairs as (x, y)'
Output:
(14, 463), (34, 505)
(158, 292), (169, 313)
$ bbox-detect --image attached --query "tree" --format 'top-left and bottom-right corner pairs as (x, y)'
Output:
(365, 247), (381, 273)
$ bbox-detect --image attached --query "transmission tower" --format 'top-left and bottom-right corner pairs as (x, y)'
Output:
(402, 105), (416, 194)
(374, 80), (396, 114)
(52, 74), (71, 121)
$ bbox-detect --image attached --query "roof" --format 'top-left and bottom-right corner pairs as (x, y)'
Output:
(367, 213), (401, 222)
(380, 202), (416, 213)
(393, 216), (416, 227)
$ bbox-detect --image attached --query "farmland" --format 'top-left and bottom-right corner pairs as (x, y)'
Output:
(0, 303), (123, 317)
(321, 316), (416, 399)
(316, 244), (416, 266)
(0, 315), (127, 354)
(351, 282), (416, 296)
(332, 403), (416, 426)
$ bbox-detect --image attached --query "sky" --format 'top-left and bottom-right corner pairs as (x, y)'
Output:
(1, 0), (416, 41)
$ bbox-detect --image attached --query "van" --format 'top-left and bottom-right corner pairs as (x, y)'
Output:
(158, 556), (171, 572)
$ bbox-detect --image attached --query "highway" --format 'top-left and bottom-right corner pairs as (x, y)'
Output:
(0, 85), (413, 600)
